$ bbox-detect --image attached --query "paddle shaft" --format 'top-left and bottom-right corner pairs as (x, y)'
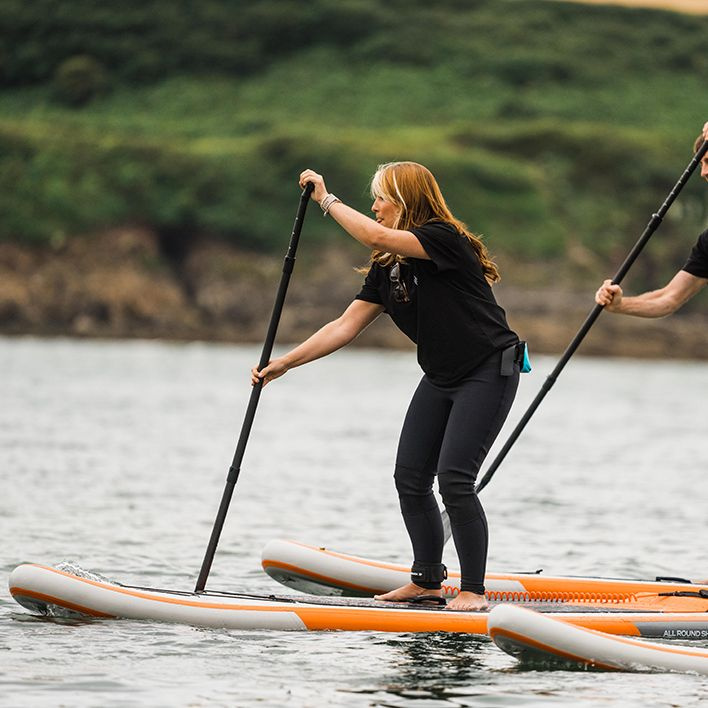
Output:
(195, 183), (314, 592)
(476, 139), (708, 494)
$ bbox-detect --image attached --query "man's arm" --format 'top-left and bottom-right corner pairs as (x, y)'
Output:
(595, 270), (707, 318)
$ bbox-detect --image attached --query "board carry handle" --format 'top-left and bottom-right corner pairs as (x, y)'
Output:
(195, 182), (315, 593)
(476, 139), (708, 494)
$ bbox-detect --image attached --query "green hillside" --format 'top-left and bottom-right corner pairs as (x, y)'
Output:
(1, 0), (706, 290)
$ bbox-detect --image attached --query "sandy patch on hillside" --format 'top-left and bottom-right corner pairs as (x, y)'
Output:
(553, 0), (708, 14)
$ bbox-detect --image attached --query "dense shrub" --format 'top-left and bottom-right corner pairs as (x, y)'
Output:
(52, 55), (108, 107)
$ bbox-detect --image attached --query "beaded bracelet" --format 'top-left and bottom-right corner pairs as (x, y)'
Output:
(319, 193), (342, 216)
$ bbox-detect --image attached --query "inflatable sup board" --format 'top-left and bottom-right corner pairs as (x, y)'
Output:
(9, 563), (708, 636)
(261, 539), (708, 606)
(488, 604), (708, 674)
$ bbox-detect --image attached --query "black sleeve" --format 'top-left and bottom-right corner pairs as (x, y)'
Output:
(682, 230), (708, 279)
(355, 263), (384, 304)
(410, 222), (462, 272)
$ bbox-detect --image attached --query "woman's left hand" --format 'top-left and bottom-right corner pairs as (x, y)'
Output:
(299, 169), (328, 204)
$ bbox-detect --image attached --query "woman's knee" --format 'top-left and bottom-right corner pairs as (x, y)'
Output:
(438, 470), (484, 524)
(394, 464), (434, 497)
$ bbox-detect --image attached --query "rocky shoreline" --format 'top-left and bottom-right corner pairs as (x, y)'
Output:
(2, 227), (706, 359)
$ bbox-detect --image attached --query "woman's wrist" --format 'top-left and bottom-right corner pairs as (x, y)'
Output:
(279, 352), (299, 371)
(319, 193), (341, 216)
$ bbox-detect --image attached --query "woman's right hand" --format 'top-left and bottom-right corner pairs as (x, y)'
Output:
(251, 357), (290, 387)
(299, 169), (328, 204)
(595, 279), (623, 311)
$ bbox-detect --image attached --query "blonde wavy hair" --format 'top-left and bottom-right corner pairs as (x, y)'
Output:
(364, 161), (500, 283)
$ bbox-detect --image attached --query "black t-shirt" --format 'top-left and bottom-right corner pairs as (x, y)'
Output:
(355, 221), (518, 385)
(682, 229), (708, 279)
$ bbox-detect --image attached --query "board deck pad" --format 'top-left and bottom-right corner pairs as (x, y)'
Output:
(197, 592), (703, 615)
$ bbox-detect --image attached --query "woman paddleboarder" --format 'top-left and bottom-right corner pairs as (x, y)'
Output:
(252, 162), (523, 611)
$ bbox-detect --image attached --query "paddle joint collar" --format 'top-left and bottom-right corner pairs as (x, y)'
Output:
(282, 255), (296, 274)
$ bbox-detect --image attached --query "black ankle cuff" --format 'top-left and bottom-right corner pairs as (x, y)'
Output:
(411, 561), (447, 589)
(460, 582), (485, 595)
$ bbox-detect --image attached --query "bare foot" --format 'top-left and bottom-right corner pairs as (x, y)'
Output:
(446, 591), (488, 612)
(374, 582), (441, 602)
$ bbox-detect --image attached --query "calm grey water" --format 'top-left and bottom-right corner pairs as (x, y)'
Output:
(1, 336), (707, 707)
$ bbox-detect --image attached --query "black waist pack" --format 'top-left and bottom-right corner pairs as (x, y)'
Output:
(500, 341), (531, 376)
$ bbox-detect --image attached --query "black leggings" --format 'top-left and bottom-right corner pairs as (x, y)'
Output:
(394, 350), (519, 594)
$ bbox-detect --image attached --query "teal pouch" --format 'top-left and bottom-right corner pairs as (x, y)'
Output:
(520, 341), (532, 373)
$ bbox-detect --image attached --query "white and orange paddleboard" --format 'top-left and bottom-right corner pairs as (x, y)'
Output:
(261, 539), (708, 611)
(9, 562), (708, 637)
(488, 604), (708, 674)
